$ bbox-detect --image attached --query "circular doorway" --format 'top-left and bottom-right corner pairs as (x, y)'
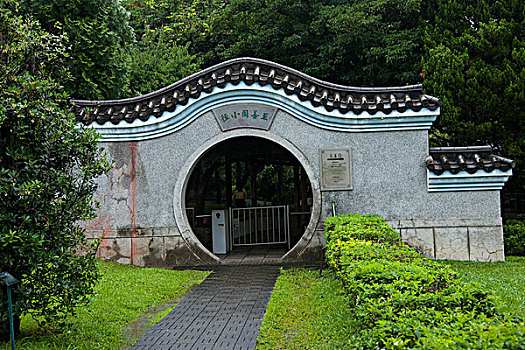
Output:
(173, 130), (321, 264)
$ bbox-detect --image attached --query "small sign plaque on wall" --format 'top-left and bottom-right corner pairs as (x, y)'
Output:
(320, 148), (353, 191)
(212, 103), (277, 131)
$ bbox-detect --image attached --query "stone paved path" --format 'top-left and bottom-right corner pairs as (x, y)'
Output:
(131, 265), (281, 350)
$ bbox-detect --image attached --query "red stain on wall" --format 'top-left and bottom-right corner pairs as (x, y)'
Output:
(85, 214), (114, 257)
(130, 142), (138, 264)
(84, 208), (114, 258)
(84, 213), (113, 232)
(97, 237), (110, 258)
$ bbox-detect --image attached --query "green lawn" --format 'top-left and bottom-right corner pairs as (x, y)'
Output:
(444, 256), (525, 315)
(256, 268), (357, 350)
(1, 261), (210, 350)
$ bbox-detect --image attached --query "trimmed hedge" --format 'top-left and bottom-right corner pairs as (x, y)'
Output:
(325, 213), (525, 349)
(504, 219), (525, 256)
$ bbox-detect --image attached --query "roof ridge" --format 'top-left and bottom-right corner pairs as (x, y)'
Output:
(429, 146), (493, 153)
(71, 57), (442, 125)
(71, 57), (425, 105)
(426, 146), (515, 175)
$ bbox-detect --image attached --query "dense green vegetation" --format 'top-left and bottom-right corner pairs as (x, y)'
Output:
(0, 261), (210, 350)
(0, 1), (111, 334)
(504, 219), (525, 256)
(422, 0), (525, 172)
(20, 0), (135, 100)
(122, 0), (427, 87)
(258, 258), (525, 349)
(324, 213), (525, 348)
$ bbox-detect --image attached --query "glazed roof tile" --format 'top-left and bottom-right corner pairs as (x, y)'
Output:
(425, 146), (514, 175)
(71, 57), (443, 125)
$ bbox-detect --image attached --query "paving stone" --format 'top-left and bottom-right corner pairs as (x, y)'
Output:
(234, 341), (258, 350)
(191, 344), (214, 350)
(213, 340), (236, 350)
(147, 346), (172, 350)
(168, 343), (195, 349)
(177, 333), (201, 344)
(130, 265), (280, 349)
(156, 338), (179, 346)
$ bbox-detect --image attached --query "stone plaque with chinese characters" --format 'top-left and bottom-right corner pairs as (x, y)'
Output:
(320, 148), (352, 191)
(212, 104), (277, 131)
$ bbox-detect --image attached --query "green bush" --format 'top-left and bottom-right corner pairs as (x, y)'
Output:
(325, 213), (401, 245)
(325, 213), (525, 349)
(1, 2), (110, 335)
(504, 219), (525, 256)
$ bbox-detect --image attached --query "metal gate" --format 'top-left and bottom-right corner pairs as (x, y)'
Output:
(229, 205), (290, 249)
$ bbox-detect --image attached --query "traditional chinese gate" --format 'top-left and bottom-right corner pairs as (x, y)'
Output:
(229, 205), (290, 249)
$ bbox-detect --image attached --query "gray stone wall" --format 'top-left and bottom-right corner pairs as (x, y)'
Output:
(389, 217), (504, 261)
(85, 109), (505, 266)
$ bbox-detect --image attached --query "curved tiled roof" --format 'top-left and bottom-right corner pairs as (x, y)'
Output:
(71, 57), (442, 126)
(425, 146), (515, 175)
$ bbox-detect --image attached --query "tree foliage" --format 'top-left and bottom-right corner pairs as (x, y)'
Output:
(20, 0), (135, 100)
(124, 0), (219, 45)
(127, 28), (199, 96)
(314, 0), (426, 86)
(422, 0), (525, 174)
(123, 0), (428, 87)
(193, 0), (426, 86)
(0, 1), (110, 331)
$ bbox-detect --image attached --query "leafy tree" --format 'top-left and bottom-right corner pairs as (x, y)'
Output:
(123, 0), (221, 49)
(20, 0), (135, 100)
(202, 0), (325, 75)
(127, 28), (199, 96)
(124, 0), (182, 38)
(122, 0), (428, 90)
(422, 0), (525, 181)
(314, 0), (427, 86)
(0, 1), (110, 335)
(198, 0), (427, 86)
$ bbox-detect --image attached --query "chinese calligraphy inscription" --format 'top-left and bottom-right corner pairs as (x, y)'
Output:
(212, 104), (278, 131)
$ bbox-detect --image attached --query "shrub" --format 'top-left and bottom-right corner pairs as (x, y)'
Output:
(325, 213), (525, 349)
(504, 219), (525, 256)
(325, 213), (401, 245)
(0, 2), (110, 335)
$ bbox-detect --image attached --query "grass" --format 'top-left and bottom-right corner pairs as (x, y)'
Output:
(256, 268), (357, 350)
(1, 260), (210, 350)
(445, 256), (525, 315)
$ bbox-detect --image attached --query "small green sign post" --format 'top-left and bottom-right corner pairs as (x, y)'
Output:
(0, 272), (20, 350)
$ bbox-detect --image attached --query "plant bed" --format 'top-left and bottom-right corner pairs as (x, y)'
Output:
(323, 213), (525, 349)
